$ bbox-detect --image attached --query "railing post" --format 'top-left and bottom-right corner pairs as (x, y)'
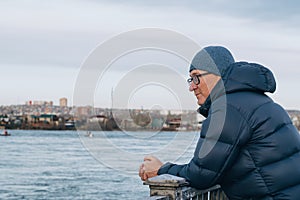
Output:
(144, 174), (189, 200)
(143, 174), (228, 200)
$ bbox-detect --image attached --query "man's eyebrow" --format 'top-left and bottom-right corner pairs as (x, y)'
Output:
(190, 72), (198, 76)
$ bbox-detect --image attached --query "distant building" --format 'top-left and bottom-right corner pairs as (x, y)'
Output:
(33, 100), (53, 106)
(75, 106), (91, 116)
(44, 107), (52, 114)
(59, 98), (68, 107)
(25, 100), (32, 106)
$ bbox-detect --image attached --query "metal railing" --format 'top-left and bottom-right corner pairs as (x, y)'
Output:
(144, 174), (228, 200)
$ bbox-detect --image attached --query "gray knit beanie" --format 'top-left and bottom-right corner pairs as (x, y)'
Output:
(189, 46), (235, 76)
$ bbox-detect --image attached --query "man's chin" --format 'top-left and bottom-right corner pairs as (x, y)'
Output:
(197, 100), (205, 106)
(195, 95), (206, 105)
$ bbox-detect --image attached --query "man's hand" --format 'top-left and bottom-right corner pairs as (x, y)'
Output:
(139, 155), (163, 181)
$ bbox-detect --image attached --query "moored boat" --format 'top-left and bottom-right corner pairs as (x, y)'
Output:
(0, 129), (11, 136)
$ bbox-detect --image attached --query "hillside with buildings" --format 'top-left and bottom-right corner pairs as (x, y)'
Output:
(0, 98), (201, 131)
(1, 98), (300, 131)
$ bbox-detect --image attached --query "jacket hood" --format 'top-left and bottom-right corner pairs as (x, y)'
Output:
(198, 62), (276, 117)
(223, 62), (276, 94)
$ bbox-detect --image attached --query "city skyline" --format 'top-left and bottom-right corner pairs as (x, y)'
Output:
(1, 1), (300, 110)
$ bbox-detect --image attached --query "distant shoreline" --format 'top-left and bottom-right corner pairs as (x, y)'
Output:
(3, 127), (199, 132)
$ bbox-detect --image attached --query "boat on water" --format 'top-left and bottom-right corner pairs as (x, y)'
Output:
(85, 131), (93, 138)
(0, 130), (11, 136)
(0, 134), (11, 136)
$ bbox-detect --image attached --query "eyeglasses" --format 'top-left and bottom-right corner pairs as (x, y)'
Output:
(187, 72), (211, 85)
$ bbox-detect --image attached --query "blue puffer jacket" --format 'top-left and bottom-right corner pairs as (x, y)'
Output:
(158, 62), (300, 199)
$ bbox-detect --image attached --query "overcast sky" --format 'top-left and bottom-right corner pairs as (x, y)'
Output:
(1, 0), (300, 110)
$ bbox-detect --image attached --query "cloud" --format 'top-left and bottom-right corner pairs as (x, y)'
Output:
(92, 0), (300, 26)
(1, 0), (299, 68)
(0, 0), (299, 108)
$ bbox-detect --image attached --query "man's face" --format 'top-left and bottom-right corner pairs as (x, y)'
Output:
(188, 69), (220, 105)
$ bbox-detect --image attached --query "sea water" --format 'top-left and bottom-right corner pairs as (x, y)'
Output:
(0, 130), (199, 200)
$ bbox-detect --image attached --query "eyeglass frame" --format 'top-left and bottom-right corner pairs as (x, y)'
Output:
(187, 72), (211, 85)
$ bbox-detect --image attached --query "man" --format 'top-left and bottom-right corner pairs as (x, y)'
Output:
(139, 46), (300, 199)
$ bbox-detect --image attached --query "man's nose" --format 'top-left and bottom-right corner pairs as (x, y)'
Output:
(189, 82), (197, 92)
